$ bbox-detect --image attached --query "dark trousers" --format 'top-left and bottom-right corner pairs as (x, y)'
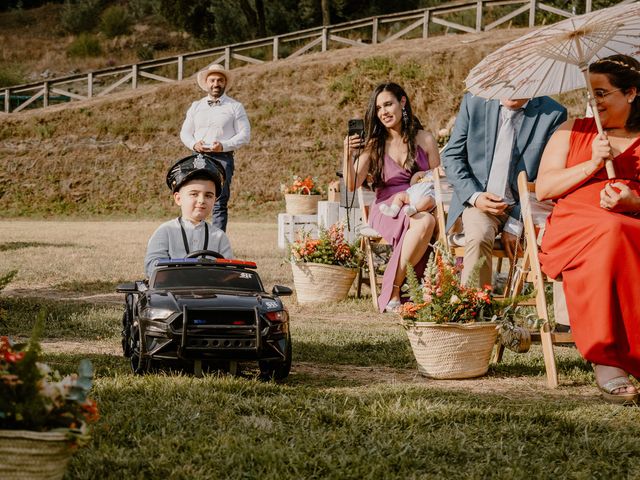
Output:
(212, 152), (234, 232)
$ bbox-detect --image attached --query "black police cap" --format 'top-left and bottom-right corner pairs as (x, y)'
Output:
(166, 154), (226, 194)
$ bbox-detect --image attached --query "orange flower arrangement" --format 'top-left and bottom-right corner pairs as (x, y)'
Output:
(399, 243), (498, 324)
(289, 223), (362, 269)
(281, 175), (324, 195)
(0, 323), (98, 444)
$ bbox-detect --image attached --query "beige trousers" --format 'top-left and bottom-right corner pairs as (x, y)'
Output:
(460, 207), (508, 287)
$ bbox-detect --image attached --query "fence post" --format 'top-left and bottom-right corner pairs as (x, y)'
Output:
(224, 47), (231, 69)
(321, 28), (328, 52)
(87, 72), (93, 98)
(273, 36), (279, 60)
(4, 88), (9, 113)
(476, 0), (483, 32)
(43, 81), (49, 108)
(132, 64), (138, 89)
(586, 0), (592, 13)
(422, 10), (431, 38)
(529, 0), (536, 27)
(177, 55), (184, 81)
(372, 17), (379, 44)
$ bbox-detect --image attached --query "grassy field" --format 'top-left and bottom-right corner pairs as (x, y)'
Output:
(1, 220), (640, 479)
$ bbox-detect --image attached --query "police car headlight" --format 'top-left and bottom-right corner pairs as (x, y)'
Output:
(141, 307), (173, 321)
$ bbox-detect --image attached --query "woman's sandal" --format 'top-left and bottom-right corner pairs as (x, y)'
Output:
(597, 376), (638, 405)
(385, 299), (401, 313)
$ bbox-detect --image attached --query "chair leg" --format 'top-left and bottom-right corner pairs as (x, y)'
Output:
(364, 238), (379, 309)
(540, 322), (559, 388)
(492, 343), (505, 364)
(355, 267), (363, 298)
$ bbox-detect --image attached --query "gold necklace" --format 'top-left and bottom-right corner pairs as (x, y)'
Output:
(604, 128), (638, 139)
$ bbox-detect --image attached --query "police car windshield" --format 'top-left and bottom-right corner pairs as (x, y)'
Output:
(152, 267), (262, 291)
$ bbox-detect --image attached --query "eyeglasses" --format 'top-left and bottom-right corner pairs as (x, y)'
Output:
(593, 88), (623, 103)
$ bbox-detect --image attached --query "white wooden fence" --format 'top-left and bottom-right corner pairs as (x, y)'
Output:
(1, 0), (634, 114)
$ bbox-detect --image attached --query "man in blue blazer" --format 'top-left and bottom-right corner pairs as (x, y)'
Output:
(442, 93), (567, 287)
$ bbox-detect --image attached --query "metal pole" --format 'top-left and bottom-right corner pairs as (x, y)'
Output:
(177, 55), (184, 81)
(132, 64), (138, 89)
(273, 36), (279, 60)
(87, 72), (93, 98)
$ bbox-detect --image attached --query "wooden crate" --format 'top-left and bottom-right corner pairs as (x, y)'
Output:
(277, 213), (318, 249)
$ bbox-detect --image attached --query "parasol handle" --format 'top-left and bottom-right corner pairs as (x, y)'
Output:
(582, 68), (616, 179)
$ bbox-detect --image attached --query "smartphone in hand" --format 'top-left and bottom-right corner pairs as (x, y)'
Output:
(348, 119), (364, 138)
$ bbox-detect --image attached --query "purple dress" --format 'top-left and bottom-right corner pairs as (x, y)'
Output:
(369, 146), (432, 312)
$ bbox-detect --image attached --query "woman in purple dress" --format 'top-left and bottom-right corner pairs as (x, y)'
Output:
(343, 83), (440, 312)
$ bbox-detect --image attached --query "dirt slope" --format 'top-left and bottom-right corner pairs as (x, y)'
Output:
(0, 29), (584, 219)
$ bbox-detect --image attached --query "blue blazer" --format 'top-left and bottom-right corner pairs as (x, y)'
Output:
(442, 93), (567, 231)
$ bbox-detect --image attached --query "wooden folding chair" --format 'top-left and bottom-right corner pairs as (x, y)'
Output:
(355, 185), (389, 308)
(494, 171), (574, 388)
(432, 168), (514, 292)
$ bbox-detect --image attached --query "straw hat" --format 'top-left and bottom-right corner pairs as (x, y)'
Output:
(196, 64), (231, 92)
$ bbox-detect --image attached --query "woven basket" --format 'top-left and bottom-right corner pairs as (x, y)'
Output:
(285, 194), (321, 214)
(404, 321), (498, 379)
(291, 262), (357, 304)
(0, 429), (74, 480)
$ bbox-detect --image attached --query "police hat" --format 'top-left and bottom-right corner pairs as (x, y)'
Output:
(166, 154), (226, 194)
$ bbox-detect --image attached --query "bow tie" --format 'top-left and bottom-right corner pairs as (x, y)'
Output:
(207, 99), (221, 107)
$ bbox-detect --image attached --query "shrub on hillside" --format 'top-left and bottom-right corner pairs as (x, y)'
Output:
(0, 65), (25, 88)
(67, 34), (102, 58)
(60, 0), (102, 34)
(99, 5), (132, 38)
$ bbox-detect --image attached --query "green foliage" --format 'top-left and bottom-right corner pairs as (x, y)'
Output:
(99, 5), (132, 38)
(127, 0), (163, 21)
(136, 43), (155, 61)
(67, 33), (102, 57)
(59, 0), (103, 34)
(0, 270), (17, 292)
(0, 64), (24, 88)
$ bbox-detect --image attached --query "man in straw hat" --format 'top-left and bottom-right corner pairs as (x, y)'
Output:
(180, 63), (251, 231)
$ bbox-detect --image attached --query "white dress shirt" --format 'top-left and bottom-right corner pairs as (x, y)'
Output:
(180, 94), (251, 152)
(469, 103), (528, 236)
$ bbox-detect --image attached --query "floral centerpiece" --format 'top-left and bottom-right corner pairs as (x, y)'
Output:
(398, 243), (522, 379)
(289, 223), (363, 304)
(0, 320), (98, 479)
(281, 175), (324, 214)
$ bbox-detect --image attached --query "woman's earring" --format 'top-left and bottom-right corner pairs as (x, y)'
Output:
(402, 107), (408, 127)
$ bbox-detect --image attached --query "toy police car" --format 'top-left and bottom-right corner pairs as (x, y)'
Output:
(117, 250), (293, 379)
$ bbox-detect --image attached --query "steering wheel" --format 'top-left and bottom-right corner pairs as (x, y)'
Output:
(185, 249), (224, 259)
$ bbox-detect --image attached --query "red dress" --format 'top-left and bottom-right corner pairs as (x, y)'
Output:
(539, 118), (640, 378)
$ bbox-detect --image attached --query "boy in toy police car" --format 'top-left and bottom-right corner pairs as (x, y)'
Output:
(144, 154), (234, 277)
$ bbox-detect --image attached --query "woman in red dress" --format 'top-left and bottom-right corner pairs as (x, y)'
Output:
(537, 55), (640, 404)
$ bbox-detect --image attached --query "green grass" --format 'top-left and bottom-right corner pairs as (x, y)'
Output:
(0, 297), (120, 340)
(5, 295), (640, 479)
(0, 241), (76, 252)
(40, 351), (640, 480)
